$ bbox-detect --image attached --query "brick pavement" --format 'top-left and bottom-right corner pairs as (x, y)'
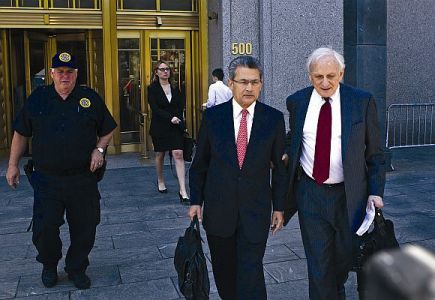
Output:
(0, 147), (434, 299)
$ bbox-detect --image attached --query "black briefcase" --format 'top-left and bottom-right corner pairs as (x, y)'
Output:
(353, 208), (400, 271)
(174, 216), (210, 300)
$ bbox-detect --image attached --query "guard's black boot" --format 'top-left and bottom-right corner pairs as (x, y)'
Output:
(41, 265), (58, 288)
(68, 271), (91, 289)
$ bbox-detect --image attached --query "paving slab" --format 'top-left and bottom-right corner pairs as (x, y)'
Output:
(1, 147), (435, 299)
(70, 278), (179, 300)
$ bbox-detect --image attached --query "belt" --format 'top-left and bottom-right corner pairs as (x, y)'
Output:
(35, 167), (89, 176)
(299, 166), (344, 188)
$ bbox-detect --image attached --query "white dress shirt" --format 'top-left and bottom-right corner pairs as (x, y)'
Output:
(206, 81), (233, 108)
(233, 100), (255, 143)
(300, 89), (344, 184)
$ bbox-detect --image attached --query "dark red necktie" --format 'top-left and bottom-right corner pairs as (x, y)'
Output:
(312, 97), (332, 184)
(237, 109), (248, 169)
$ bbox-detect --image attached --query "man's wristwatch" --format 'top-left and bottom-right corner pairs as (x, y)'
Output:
(96, 147), (105, 155)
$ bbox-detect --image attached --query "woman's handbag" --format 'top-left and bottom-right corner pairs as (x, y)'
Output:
(174, 216), (210, 300)
(183, 131), (195, 162)
(353, 208), (400, 271)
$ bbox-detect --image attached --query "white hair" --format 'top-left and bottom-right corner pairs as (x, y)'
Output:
(306, 47), (345, 73)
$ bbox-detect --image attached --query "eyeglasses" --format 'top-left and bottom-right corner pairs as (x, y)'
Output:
(232, 79), (262, 87)
(158, 67), (170, 72)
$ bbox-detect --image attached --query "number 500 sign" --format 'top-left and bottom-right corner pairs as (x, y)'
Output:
(231, 43), (253, 55)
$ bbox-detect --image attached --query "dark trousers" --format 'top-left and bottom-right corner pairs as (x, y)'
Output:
(207, 220), (267, 300)
(32, 171), (100, 273)
(296, 171), (352, 300)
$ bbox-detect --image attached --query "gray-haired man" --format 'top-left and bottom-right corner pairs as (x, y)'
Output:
(189, 56), (288, 299)
(283, 47), (386, 299)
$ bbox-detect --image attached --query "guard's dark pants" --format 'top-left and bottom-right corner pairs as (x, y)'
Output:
(296, 170), (353, 300)
(31, 171), (100, 273)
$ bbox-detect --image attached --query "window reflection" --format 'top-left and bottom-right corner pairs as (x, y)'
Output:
(118, 38), (141, 144)
(151, 38), (186, 99)
(0, 0), (12, 7)
(21, 0), (40, 7)
(160, 0), (192, 11)
(121, 0), (155, 10)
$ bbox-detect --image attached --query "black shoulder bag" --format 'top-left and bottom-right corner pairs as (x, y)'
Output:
(353, 208), (400, 271)
(174, 216), (210, 300)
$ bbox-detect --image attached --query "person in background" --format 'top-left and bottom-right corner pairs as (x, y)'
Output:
(205, 68), (233, 108)
(283, 47), (386, 299)
(6, 51), (117, 290)
(189, 56), (288, 299)
(148, 60), (189, 204)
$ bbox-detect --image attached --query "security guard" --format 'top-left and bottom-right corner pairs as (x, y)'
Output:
(6, 52), (117, 289)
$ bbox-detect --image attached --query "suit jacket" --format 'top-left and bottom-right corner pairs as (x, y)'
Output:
(284, 84), (386, 232)
(148, 81), (185, 137)
(189, 100), (288, 243)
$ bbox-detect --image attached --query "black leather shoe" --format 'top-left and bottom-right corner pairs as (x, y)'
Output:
(41, 265), (58, 288)
(68, 271), (91, 289)
(178, 192), (190, 205)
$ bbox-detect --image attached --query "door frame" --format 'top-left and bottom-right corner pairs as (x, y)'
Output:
(116, 30), (194, 153)
(143, 30), (192, 136)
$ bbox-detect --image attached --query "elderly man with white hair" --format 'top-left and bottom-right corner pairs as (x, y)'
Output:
(282, 47), (386, 300)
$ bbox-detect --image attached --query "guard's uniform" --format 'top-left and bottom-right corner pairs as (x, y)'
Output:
(14, 84), (117, 273)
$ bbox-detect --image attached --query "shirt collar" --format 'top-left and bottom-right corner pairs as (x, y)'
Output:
(232, 99), (256, 119)
(49, 84), (79, 101)
(312, 87), (340, 104)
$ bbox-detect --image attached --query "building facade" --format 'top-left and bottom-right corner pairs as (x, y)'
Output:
(0, 0), (433, 156)
(0, 0), (208, 155)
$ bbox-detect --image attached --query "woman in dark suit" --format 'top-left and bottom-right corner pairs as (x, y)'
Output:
(148, 60), (189, 204)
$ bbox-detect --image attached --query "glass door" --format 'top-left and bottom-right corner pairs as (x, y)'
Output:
(117, 32), (142, 148)
(24, 31), (49, 97)
(24, 31), (88, 96)
(144, 31), (192, 141)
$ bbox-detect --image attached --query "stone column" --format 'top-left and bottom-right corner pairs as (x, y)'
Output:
(344, 0), (390, 168)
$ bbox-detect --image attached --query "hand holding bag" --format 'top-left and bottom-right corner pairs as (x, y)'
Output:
(174, 216), (210, 300)
(353, 208), (400, 271)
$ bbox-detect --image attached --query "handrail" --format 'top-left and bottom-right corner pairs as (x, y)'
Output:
(139, 112), (149, 158)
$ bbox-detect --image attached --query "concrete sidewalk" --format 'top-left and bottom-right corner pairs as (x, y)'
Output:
(0, 147), (434, 299)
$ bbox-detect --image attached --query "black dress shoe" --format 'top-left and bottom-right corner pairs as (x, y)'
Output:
(68, 271), (91, 289)
(157, 181), (168, 193)
(41, 265), (58, 288)
(178, 192), (190, 205)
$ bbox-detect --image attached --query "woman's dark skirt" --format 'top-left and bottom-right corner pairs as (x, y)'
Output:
(151, 132), (184, 152)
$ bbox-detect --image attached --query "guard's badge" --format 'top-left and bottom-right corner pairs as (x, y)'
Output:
(59, 52), (71, 62)
(79, 98), (91, 108)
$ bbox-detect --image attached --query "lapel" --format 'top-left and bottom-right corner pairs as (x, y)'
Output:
(340, 84), (353, 163)
(220, 100), (239, 169)
(156, 81), (171, 104)
(242, 102), (265, 170)
(292, 88), (312, 158)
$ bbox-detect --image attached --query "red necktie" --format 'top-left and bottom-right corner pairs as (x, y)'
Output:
(312, 97), (332, 184)
(237, 109), (248, 169)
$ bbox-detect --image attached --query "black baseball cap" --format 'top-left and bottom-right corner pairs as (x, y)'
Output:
(51, 52), (77, 69)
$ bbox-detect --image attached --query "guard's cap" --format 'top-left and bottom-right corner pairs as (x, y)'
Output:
(51, 52), (77, 69)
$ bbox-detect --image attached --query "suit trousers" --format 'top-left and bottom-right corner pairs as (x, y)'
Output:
(296, 170), (352, 300)
(207, 217), (267, 300)
(31, 171), (100, 273)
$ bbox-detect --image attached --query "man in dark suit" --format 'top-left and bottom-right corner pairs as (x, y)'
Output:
(283, 47), (386, 299)
(188, 56), (288, 300)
